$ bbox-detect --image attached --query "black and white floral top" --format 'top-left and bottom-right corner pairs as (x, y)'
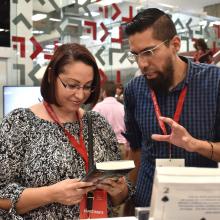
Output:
(0, 108), (134, 219)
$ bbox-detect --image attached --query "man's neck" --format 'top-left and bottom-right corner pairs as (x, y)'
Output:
(171, 57), (187, 90)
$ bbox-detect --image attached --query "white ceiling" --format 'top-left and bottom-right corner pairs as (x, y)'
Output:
(33, 0), (220, 15)
(143, 0), (220, 14)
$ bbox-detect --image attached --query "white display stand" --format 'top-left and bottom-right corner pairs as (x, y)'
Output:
(150, 167), (220, 220)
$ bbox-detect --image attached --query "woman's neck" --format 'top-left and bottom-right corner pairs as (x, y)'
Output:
(50, 104), (78, 123)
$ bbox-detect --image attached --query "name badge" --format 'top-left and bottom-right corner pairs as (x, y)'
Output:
(80, 189), (107, 219)
(156, 158), (185, 167)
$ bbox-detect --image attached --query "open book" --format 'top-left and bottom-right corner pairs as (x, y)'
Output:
(150, 167), (220, 220)
(82, 160), (135, 182)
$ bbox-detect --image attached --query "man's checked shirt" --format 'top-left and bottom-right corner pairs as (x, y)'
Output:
(124, 57), (220, 206)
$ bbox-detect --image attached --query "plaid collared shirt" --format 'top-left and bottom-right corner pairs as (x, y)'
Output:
(124, 57), (220, 206)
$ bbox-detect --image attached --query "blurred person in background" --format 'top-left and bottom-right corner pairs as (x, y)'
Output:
(93, 81), (129, 160)
(115, 82), (124, 104)
(193, 38), (213, 64)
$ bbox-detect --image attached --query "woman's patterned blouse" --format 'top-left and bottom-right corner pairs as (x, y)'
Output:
(0, 108), (134, 219)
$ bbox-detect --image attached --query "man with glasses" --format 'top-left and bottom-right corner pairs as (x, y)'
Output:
(123, 8), (220, 209)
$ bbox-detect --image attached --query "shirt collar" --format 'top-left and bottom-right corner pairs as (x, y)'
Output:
(170, 56), (193, 92)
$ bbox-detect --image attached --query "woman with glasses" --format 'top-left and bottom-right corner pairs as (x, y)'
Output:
(0, 43), (134, 219)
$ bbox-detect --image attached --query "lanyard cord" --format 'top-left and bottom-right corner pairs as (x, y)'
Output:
(150, 86), (188, 159)
(43, 101), (89, 171)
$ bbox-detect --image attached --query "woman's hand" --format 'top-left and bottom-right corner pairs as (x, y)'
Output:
(96, 177), (128, 197)
(49, 178), (96, 205)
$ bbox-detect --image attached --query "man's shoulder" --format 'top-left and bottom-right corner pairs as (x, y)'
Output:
(191, 61), (220, 73)
(125, 75), (147, 90)
(189, 62), (220, 80)
(92, 101), (103, 111)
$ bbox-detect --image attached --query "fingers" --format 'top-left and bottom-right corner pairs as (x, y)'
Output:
(75, 181), (95, 189)
(151, 117), (180, 142)
(151, 134), (170, 142)
(159, 117), (181, 130)
(64, 196), (83, 205)
(159, 116), (175, 127)
(96, 177), (126, 196)
(77, 185), (96, 195)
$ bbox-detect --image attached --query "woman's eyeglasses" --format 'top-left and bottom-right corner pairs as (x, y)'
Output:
(58, 76), (95, 93)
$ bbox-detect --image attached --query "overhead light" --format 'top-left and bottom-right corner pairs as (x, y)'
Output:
(158, 3), (178, 9)
(84, 12), (100, 17)
(45, 44), (55, 49)
(32, 13), (47, 21)
(43, 48), (53, 52)
(80, 35), (90, 39)
(0, 28), (4, 32)
(49, 18), (61, 22)
(96, 0), (122, 6)
(32, 30), (44, 34)
(55, 42), (62, 46)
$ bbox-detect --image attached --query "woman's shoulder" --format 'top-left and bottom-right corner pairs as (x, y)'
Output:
(3, 107), (32, 120)
(84, 110), (109, 126)
(0, 108), (35, 134)
(85, 110), (104, 120)
(2, 103), (50, 128)
(30, 102), (54, 122)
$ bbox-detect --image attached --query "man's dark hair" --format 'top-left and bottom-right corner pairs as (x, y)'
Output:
(41, 43), (100, 107)
(102, 81), (116, 97)
(125, 8), (177, 42)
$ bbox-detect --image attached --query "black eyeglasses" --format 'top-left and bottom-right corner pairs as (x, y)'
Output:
(58, 76), (95, 93)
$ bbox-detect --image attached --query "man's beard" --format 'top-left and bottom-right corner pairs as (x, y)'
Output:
(144, 57), (174, 94)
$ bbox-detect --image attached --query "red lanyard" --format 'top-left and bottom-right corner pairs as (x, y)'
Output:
(43, 101), (89, 172)
(150, 86), (188, 158)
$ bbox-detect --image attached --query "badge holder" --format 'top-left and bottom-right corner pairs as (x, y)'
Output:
(156, 143), (185, 167)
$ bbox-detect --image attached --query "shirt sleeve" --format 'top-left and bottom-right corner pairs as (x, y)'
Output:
(0, 110), (28, 219)
(123, 82), (142, 150)
(214, 80), (220, 141)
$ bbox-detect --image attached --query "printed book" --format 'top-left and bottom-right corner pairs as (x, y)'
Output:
(82, 160), (135, 182)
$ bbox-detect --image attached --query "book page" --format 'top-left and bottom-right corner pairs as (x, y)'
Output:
(96, 160), (135, 170)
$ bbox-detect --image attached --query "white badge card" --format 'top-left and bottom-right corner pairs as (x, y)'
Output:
(156, 158), (185, 167)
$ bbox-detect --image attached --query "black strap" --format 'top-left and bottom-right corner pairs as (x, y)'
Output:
(87, 111), (94, 172)
(87, 111), (94, 212)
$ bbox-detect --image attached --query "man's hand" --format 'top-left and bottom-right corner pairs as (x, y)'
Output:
(151, 116), (195, 152)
